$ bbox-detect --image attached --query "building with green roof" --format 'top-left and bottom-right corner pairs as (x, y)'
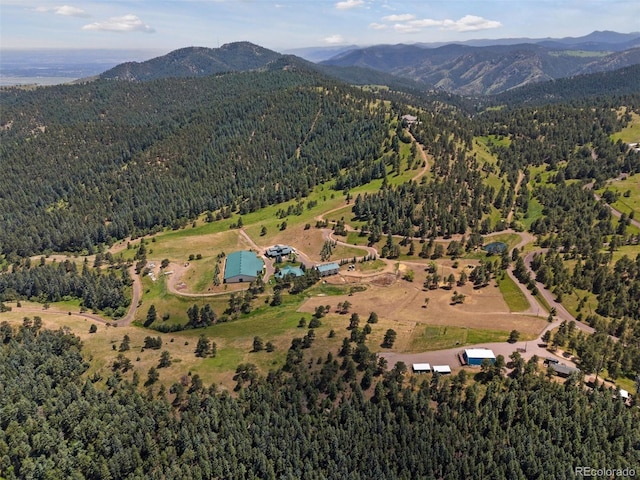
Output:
(223, 250), (264, 283)
(275, 265), (304, 279)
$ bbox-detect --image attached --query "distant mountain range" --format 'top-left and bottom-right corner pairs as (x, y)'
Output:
(98, 31), (640, 95)
(321, 31), (640, 95)
(286, 31), (640, 62)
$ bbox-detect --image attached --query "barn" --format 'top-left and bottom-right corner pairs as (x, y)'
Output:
(463, 348), (496, 366)
(223, 251), (264, 283)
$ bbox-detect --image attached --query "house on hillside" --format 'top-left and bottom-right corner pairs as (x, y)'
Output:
(316, 262), (340, 277)
(223, 250), (264, 283)
(275, 265), (304, 279)
(266, 244), (292, 258)
(402, 114), (417, 126)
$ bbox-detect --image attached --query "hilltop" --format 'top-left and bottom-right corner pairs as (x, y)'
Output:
(99, 42), (284, 81)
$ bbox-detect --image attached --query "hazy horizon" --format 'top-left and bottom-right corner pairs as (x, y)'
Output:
(2, 1), (639, 52)
(1, 25), (638, 86)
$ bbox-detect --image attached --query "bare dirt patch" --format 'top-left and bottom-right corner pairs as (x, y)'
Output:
(298, 276), (547, 350)
(371, 273), (398, 287)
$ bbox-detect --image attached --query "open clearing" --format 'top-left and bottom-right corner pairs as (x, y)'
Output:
(599, 172), (640, 218)
(0, 131), (558, 390)
(298, 276), (546, 353)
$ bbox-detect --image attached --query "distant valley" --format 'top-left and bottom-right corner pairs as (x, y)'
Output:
(0, 48), (164, 86)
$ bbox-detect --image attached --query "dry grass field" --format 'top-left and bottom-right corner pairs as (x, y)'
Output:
(268, 222), (367, 263)
(0, 306), (221, 387)
(298, 273), (546, 353)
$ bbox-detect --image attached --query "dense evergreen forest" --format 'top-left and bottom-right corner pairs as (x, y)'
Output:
(1, 325), (638, 479)
(3, 56), (640, 479)
(470, 95), (640, 380)
(0, 67), (388, 257)
(0, 259), (130, 316)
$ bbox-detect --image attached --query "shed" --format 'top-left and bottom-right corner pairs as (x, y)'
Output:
(316, 262), (340, 277)
(463, 348), (496, 366)
(223, 251), (264, 283)
(432, 365), (452, 374)
(275, 265), (304, 279)
(548, 363), (580, 378)
(412, 363), (431, 373)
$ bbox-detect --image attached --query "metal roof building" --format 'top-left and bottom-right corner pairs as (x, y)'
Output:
(275, 265), (304, 279)
(266, 245), (292, 258)
(548, 363), (580, 378)
(223, 251), (264, 283)
(316, 262), (340, 277)
(412, 363), (431, 373)
(432, 365), (452, 374)
(463, 348), (496, 366)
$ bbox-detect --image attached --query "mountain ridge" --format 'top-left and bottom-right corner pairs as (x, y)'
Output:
(97, 32), (640, 95)
(322, 41), (640, 95)
(99, 42), (283, 81)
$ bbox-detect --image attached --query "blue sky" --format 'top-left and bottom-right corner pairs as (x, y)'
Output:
(1, 0), (639, 52)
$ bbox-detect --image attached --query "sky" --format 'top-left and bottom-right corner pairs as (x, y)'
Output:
(1, 0), (639, 53)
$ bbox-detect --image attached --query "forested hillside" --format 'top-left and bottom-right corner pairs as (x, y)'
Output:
(99, 42), (283, 81)
(1, 325), (638, 479)
(2, 42), (640, 480)
(488, 64), (640, 106)
(0, 68), (388, 256)
(322, 42), (640, 95)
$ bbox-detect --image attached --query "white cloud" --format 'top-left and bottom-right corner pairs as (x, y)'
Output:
(56, 5), (89, 17)
(405, 19), (442, 29)
(325, 34), (345, 44)
(447, 15), (502, 32)
(393, 23), (421, 34)
(386, 14), (502, 34)
(82, 14), (155, 33)
(335, 0), (364, 10)
(368, 22), (388, 30)
(34, 5), (89, 17)
(382, 14), (415, 22)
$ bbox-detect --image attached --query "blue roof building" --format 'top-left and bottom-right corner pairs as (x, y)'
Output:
(275, 265), (304, 279)
(463, 348), (496, 366)
(316, 262), (340, 277)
